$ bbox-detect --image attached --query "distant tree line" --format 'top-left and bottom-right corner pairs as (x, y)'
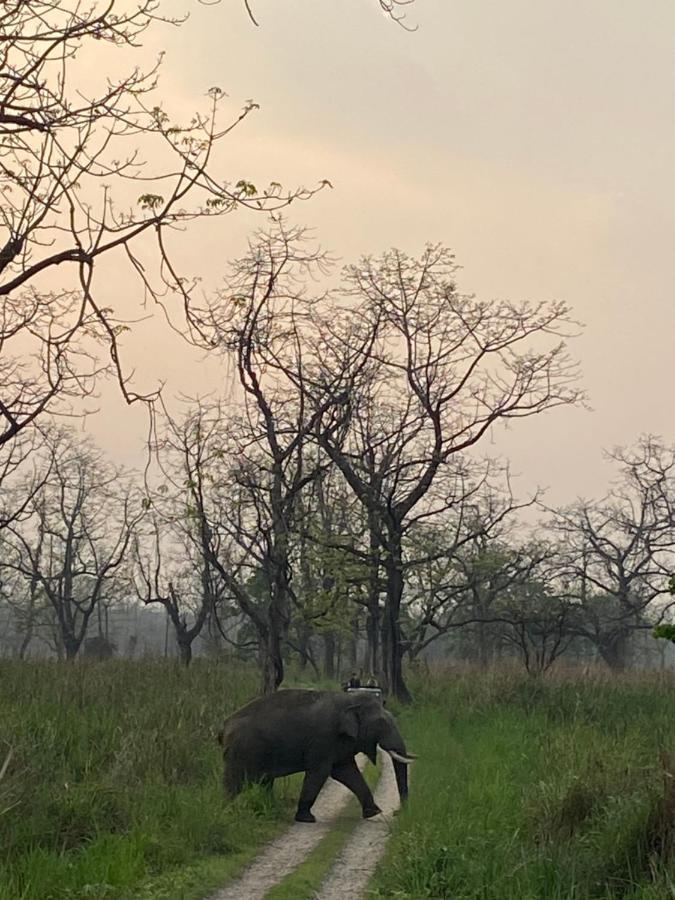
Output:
(2, 403), (675, 694)
(2, 400), (675, 688)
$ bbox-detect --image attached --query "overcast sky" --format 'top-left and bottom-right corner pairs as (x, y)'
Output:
(88, 0), (675, 507)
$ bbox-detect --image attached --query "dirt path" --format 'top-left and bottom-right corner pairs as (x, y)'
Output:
(315, 752), (399, 900)
(209, 756), (370, 900)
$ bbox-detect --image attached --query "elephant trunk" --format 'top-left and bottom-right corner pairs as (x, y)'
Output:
(378, 721), (416, 804)
(391, 756), (409, 802)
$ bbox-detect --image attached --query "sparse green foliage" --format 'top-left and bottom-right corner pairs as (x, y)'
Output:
(653, 623), (675, 642)
(137, 194), (165, 212)
(651, 575), (675, 643)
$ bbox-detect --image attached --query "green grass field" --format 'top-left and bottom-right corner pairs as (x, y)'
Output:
(372, 669), (675, 899)
(3, 661), (675, 899)
(0, 659), (295, 899)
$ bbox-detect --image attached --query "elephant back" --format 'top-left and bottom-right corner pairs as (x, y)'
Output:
(217, 689), (324, 747)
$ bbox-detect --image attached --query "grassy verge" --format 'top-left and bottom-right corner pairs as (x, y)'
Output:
(126, 839), (276, 900)
(0, 659), (292, 900)
(370, 670), (675, 899)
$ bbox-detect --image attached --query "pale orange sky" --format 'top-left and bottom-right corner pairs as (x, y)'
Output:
(85, 0), (675, 508)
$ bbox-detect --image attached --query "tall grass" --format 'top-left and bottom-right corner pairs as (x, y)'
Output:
(6, 660), (675, 899)
(0, 659), (289, 899)
(373, 668), (675, 899)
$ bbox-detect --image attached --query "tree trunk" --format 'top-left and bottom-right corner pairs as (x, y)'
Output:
(365, 605), (381, 676)
(382, 532), (412, 704)
(163, 612), (170, 658)
(305, 645), (321, 678)
(364, 614), (373, 673)
(63, 634), (80, 661)
(477, 618), (491, 669)
(260, 626), (284, 694)
(365, 510), (382, 677)
(177, 636), (193, 667)
(18, 631), (32, 660)
(18, 585), (38, 659)
(18, 612), (35, 659)
(347, 618), (358, 669)
(598, 630), (630, 670)
(323, 631), (336, 679)
(335, 634), (343, 679)
(266, 473), (292, 692)
(296, 622), (313, 671)
(53, 629), (65, 661)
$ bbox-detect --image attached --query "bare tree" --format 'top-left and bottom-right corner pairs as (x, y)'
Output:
(0, 526), (50, 658)
(400, 472), (538, 662)
(133, 523), (213, 666)
(0, 429), (139, 659)
(0, 1), (320, 446)
(310, 245), (581, 700)
(549, 436), (675, 669)
(0, 429), (53, 530)
(135, 401), (229, 666)
(291, 465), (374, 679)
(242, 0), (417, 28)
(189, 225), (350, 692)
(142, 400), (288, 675)
(0, 430), (54, 655)
(499, 579), (576, 676)
(174, 229), (580, 696)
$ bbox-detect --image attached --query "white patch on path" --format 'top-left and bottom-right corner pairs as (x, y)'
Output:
(315, 752), (400, 900)
(209, 756), (369, 900)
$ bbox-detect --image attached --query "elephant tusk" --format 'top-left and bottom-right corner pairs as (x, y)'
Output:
(386, 749), (417, 765)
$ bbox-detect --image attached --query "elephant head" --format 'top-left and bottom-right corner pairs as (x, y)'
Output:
(338, 694), (416, 803)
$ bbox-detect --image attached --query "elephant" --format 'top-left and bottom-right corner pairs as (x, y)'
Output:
(217, 688), (416, 823)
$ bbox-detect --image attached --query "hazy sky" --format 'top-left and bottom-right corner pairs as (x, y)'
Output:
(88, 0), (675, 507)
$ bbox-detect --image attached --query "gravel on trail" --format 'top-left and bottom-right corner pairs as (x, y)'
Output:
(315, 752), (399, 900)
(209, 755), (372, 900)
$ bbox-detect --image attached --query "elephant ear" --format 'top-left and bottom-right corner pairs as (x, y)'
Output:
(338, 706), (359, 740)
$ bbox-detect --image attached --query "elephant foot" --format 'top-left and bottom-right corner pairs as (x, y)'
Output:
(362, 804), (382, 819)
(295, 810), (317, 823)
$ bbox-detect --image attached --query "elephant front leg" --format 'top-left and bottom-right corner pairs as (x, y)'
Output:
(295, 765), (330, 823)
(331, 758), (381, 819)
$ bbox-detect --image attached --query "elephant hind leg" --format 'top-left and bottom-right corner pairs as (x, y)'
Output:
(295, 765), (331, 823)
(331, 758), (381, 818)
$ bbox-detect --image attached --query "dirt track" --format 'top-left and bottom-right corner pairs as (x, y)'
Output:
(210, 752), (399, 900)
(315, 753), (398, 900)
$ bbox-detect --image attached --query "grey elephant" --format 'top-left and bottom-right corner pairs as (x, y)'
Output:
(217, 689), (416, 823)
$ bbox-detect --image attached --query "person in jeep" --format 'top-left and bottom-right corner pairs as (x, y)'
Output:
(344, 671), (361, 690)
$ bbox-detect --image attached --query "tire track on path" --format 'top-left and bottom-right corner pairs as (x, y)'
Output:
(209, 756), (368, 900)
(315, 752), (399, 900)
